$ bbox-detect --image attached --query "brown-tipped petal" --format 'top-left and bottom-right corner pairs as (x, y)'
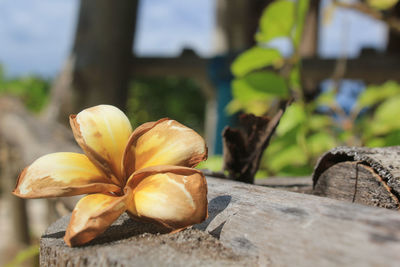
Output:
(123, 119), (207, 177)
(122, 118), (168, 178)
(12, 153), (120, 199)
(125, 165), (208, 230)
(70, 105), (132, 183)
(64, 193), (127, 247)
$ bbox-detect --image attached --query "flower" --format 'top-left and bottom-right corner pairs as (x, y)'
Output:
(12, 105), (208, 247)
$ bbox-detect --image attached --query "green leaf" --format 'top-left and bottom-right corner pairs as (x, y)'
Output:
(276, 103), (306, 135)
(231, 75), (272, 103)
(289, 66), (301, 92)
(365, 130), (400, 147)
(256, 0), (295, 42)
(230, 71), (288, 114)
(231, 47), (282, 77)
(293, 0), (310, 48)
(357, 81), (400, 109)
(255, 169), (269, 179)
(381, 130), (400, 146)
(278, 165), (313, 176)
(267, 125), (301, 156)
(308, 115), (332, 131)
(370, 95), (400, 135)
(367, 0), (398, 10)
(267, 144), (308, 173)
(237, 71), (288, 96)
(196, 155), (223, 172)
(226, 98), (271, 115)
(365, 137), (386, 148)
(307, 132), (337, 156)
(315, 89), (336, 107)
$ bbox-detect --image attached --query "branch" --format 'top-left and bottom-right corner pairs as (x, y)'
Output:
(222, 101), (290, 184)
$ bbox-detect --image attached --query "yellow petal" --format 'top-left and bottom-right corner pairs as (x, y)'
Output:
(123, 119), (207, 177)
(13, 152), (120, 198)
(125, 166), (208, 229)
(70, 105), (132, 183)
(64, 193), (127, 247)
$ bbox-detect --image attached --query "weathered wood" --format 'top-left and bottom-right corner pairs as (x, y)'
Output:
(314, 161), (399, 209)
(40, 213), (254, 267)
(313, 146), (400, 209)
(201, 169), (313, 193)
(41, 177), (400, 266)
(256, 176), (312, 193)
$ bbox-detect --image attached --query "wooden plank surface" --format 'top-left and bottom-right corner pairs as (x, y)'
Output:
(255, 176), (312, 193)
(41, 177), (400, 266)
(200, 178), (400, 266)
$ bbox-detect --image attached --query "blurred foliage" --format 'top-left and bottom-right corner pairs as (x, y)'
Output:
(0, 65), (50, 112)
(127, 77), (206, 134)
(4, 244), (39, 267)
(227, 0), (400, 177)
(367, 0), (398, 10)
(197, 155), (224, 172)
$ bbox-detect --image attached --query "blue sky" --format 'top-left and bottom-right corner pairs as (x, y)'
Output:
(319, 0), (387, 57)
(135, 0), (215, 56)
(0, 0), (388, 77)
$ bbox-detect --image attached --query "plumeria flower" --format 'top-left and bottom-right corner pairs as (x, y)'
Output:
(12, 105), (208, 247)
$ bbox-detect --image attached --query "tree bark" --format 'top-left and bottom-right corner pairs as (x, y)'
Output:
(46, 0), (138, 123)
(386, 2), (400, 53)
(40, 177), (400, 266)
(313, 146), (400, 209)
(222, 103), (287, 184)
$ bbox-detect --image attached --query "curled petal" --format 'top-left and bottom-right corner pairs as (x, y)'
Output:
(122, 119), (167, 177)
(64, 193), (127, 247)
(125, 166), (208, 229)
(123, 119), (207, 177)
(12, 153), (120, 198)
(70, 105), (132, 183)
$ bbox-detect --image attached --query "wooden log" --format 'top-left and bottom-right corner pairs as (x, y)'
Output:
(41, 177), (400, 266)
(201, 170), (313, 193)
(255, 176), (312, 193)
(313, 146), (400, 209)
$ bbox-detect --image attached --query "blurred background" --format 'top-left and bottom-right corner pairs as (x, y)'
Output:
(1, 0), (400, 265)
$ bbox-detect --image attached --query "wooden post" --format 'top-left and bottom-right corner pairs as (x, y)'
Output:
(46, 0), (138, 123)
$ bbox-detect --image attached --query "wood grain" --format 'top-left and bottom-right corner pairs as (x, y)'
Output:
(314, 161), (399, 209)
(41, 177), (400, 266)
(313, 146), (400, 209)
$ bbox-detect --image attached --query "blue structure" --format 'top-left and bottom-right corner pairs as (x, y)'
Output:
(208, 55), (237, 155)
